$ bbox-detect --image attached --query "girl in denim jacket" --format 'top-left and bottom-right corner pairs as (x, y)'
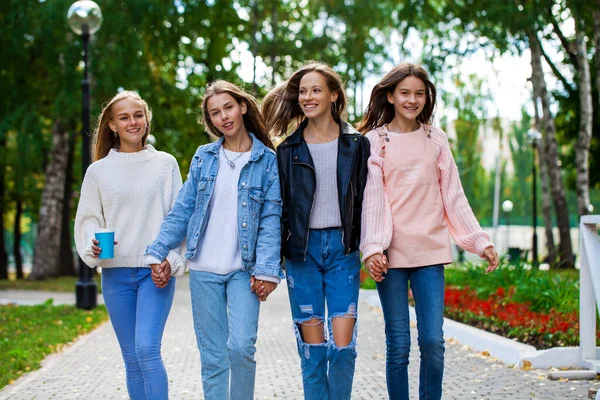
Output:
(145, 81), (282, 400)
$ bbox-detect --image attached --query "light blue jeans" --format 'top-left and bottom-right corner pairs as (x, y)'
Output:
(285, 228), (361, 400)
(376, 265), (445, 400)
(189, 269), (260, 400)
(101, 267), (176, 400)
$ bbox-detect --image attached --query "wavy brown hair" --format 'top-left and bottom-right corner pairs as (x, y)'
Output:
(357, 63), (436, 134)
(200, 80), (274, 151)
(262, 62), (347, 137)
(93, 91), (152, 161)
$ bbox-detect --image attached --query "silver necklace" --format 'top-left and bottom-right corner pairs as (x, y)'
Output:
(221, 141), (252, 168)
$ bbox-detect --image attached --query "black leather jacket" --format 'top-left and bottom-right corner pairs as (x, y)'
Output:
(276, 120), (370, 261)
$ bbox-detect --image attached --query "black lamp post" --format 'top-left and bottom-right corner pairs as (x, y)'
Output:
(68, 0), (103, 309)
(527, 128), (542, 268)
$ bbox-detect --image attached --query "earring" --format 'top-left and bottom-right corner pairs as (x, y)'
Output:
(113, 131), (118, 138)
(331, 101), (338, 116)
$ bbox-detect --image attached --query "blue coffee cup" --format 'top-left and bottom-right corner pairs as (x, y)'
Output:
(95, 230), (115, 259)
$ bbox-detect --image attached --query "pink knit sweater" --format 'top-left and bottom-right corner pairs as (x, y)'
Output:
(360, 125), (493, 262)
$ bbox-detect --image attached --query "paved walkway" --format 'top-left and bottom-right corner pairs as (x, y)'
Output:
(0, 275), (597, 399)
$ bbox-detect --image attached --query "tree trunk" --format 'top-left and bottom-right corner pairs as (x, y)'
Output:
(574, 24), (592, 217)
(13, 200), (23, 280)
(59, 130), (76, 276)
(0, 137), (7, 280)
(270, 1), (278, 86)
(594, 8), (600, 107)
(528, 31), (574, 268)
(30, 119), (70, 280)
(533, 93), (557, 265)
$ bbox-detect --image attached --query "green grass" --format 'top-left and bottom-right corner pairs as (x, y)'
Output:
(0, 275), (102, 293)
(0, 300), (108, 389)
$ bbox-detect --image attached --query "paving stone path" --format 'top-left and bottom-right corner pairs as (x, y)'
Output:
(0, 274), (597, 399)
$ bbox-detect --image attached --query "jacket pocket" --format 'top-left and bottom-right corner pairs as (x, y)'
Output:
(249, 189), (264, 219)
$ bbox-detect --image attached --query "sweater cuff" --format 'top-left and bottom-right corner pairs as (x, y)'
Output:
(166, 250), (187, 277)
(144, 255), (163, 265)
(254, 274), (281, 284)
(360, 243), (384, 262)
(475, 237), (494, 258)
(82, 246), (101, 268)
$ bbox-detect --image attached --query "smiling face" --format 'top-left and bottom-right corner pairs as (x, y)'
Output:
(206, 92), (248, 140)
(108, 97), (148, 152)
(387, 76), (427, 125)
(298, 71), (338, 121)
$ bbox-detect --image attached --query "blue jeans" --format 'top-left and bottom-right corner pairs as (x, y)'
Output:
(285, 228), (361, 400)
(189, 269), (260, 400)
(101, 267), (176, 400)
(376, 265), (445, 400)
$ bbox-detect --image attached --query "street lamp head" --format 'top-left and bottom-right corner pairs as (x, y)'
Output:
(502, 200), (514, 213)
(67, 1), (103, 35)
(527, 128), (542, 147)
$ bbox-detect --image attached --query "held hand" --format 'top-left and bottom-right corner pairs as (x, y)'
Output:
(151, 262), (170, 288)
(250, 277), (277, 301)
(364, 253), (388, 282)
(483, 247), (500, 274)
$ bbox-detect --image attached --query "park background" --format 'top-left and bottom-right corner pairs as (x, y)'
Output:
(1, 0), (600, 393)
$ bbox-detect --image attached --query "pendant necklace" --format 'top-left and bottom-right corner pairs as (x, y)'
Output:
(222, 140), (252, 169)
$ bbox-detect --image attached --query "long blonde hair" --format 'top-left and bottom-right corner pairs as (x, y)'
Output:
(200, 80), (274, 151)
(262, 62), (347, 137)
(93, 91), (152, 161)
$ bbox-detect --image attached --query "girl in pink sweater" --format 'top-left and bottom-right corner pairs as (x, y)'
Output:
(357, 63), (499, 400)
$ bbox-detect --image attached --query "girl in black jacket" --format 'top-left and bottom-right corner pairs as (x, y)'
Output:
(262, 62), (369, 400)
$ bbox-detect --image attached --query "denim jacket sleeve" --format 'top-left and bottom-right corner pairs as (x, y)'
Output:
(252, 155), (283, 279)
(145, 153), (200, 261)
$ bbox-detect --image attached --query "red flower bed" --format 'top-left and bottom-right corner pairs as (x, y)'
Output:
(442, 286), (594, 349)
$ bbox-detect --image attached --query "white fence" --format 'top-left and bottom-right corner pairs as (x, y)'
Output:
(580, 215), (600, 372)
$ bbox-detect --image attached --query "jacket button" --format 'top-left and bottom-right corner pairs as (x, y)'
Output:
(354, 137), (357, 141)
(243, 244), (248, 249)
(293, 155), (298, 160)
(241, 182), (246, 186)
(242, 202), (247, 207)
(242, 222), (247, 228)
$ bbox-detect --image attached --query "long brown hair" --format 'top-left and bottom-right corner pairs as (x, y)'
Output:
(357, 63), (436, 134)
(200, 80), (274, 151)
(93, 91), (152, 161)
(262, 62), (347, 137)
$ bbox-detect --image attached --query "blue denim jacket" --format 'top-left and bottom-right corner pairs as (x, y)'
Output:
(145, 133), (283, 279)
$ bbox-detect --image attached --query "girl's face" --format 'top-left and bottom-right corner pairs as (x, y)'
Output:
(109, 97), (147, 152)
(298, 71), (338, 120)
(207, 93), (248, 139)
(387, 76), (426, 123)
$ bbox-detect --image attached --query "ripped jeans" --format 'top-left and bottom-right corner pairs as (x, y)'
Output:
(285, 228), (361, 400)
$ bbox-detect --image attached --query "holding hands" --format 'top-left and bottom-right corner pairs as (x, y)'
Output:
(150, 260), (172, 288)
(364, 253), (388, 282)
(250, 276), (277, 301)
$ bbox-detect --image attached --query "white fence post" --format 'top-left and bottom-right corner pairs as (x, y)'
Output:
(580, 215), (600, 372)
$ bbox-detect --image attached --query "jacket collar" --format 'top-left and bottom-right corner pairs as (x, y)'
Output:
(284, 119), (359, 146)
(205, 132), (267, 162)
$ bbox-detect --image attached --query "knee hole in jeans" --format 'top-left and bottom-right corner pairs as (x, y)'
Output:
(296, 317), (325, 344)
(330, 314), (357, 348)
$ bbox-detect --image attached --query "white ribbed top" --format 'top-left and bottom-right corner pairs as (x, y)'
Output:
(189, 149), (250, 274)
(307, 139), (341, 229)
(74, 145), (186, 274)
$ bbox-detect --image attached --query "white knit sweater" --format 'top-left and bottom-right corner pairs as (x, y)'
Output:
(74, 145), (187, 275)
